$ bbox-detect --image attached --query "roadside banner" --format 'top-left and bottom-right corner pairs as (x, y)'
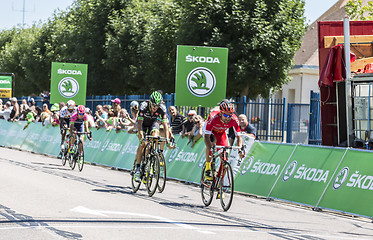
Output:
(163, 135), (205, 182)
(268, 145), (346, 206)
(50, 62), (88, 105)
(0, 75), (13, 98)
(316, 149), (373, 218)
(175, 45), (228, 107)
(113, 133), (139, 170)
(234, 142), (296, 197)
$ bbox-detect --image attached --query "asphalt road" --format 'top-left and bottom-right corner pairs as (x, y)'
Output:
(0, 147), (373, 240)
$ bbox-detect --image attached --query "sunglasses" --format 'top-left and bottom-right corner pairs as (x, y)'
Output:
(151, 103), (160, 108)
(78, 112), (84, 115)
(222, 113), (232, 118)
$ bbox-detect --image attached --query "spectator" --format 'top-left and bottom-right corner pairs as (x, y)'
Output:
(0, 99), (3, 111)
(105, 111), (118, 131)
(228, 114), (257, 145)
(23, 109), (36, 130)
(58, 101), (66, 112)
(95, 105), (108, 128)
(43, 103), (51, 114)
(41, 111), (52, 126)
(168, 106), (186, 135)
(19, 99), (29, 120)
(34, 106), (43, 122)
(111, 98), (121, 117)
(50, 103), (60, 127)
(181, 110), (196, 138)
(188, 115), (204, 147)
(0, 101), (13, 121)
(116, 109), (132, 132)
(9, 97), (19, 122)
(40, 90), (50, 105)
(85, 107), (96, 128)
(127, 101), (139, 134)
(28, 97), (36, 113)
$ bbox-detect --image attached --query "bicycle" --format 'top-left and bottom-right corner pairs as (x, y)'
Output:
(68, 131), (92, 171)
(59, 126), (70, 166)
(158, 138), (176, 193)
(130, 135), (169, 197)
(201, 145), (245, 211)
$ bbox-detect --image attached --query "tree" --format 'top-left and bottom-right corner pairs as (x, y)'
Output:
(176, 0), (306, 97)
(346, 0), (373, 21)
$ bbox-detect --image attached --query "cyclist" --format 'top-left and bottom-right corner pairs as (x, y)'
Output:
(134, 91), (170, 182)
(69, 105), (92, 162)
(59, 100), (77, 152)
(203, 99), (245, 180)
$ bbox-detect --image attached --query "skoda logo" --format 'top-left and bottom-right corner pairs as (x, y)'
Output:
(283, 161), (297, 182)
(101, 139), (110, 152)
(240, 156), (254, 175)
(58, 77), (79, 98)
(333, 167), (349, 190)
(186, 67), (216, 97)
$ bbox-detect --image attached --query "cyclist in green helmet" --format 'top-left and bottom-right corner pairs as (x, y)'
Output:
(133, 91), (171, 182)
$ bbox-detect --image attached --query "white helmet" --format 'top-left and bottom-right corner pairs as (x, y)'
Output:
(130, 101), (139, 109)
(67, 100), (76, 110)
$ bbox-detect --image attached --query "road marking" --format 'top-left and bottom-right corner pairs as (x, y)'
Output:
(71, 206), (215, 234)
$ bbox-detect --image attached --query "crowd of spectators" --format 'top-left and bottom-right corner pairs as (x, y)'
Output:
(0, 95), (256, 147)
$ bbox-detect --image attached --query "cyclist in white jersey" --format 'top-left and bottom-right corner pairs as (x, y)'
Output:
(59, 100), (77, 151)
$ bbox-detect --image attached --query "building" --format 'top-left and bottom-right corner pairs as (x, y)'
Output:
(274, 0), (370, 104)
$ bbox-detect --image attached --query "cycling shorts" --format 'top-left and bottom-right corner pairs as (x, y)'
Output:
(142, 121), (160, 135)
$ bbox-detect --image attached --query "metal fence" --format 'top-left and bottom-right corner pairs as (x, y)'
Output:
(309, 91), (322, 145)
(286, 103), (310, 144)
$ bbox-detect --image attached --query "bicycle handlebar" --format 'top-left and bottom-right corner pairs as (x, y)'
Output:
(144, 135), (170, 142)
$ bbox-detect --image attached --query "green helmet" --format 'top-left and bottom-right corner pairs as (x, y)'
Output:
(50, 103), (60, 112)
(150, 91), (163, 105)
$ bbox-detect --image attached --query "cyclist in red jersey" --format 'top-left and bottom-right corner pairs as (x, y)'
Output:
(203, 99), (245, 180)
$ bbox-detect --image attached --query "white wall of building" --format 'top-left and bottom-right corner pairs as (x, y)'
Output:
(274, 67), (319, 104)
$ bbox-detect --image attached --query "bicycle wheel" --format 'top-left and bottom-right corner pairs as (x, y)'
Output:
(201, 162), (214, 207)
(70, 146), (77, 170)
(157, 152), (167, 193)
(61, 150), (67, 166)
(146, 154), (160, 197)
(77, 141), (84, 172)
(219, 161), (234, 211)
(131, 159), (141, 193)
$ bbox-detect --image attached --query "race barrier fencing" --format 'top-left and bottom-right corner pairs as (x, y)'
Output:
(0, 120), (372, 219)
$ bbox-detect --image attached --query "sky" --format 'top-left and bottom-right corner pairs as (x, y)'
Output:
(0, 0), (339, 30)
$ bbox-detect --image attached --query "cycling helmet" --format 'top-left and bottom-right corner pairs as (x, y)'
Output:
(150, 91), (163, 105)
(219, 99), (234, 113)
(67, 100), (76, 110)
(78, 105), (85, 114)
(50, 103), (60, 112)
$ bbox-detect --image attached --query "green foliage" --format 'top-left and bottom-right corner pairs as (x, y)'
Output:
(346, 0), (373, 20)
(0, 0), (306, 98)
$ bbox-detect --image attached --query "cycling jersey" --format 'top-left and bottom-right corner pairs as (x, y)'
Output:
(138, 100), (168, 127)
(59, 106), (77, 119)
(204, 110), (240, 146)
(70, 113), (88, 133)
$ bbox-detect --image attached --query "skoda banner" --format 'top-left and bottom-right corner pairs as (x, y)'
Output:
(50, 62), (88, 105)
(175, 45), (228, 107)
(0, 75), (13, 98)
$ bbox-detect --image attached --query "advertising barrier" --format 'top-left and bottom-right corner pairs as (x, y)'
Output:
(1, 120), (373, 219)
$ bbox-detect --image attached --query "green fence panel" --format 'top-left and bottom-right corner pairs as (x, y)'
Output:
(85, 129), (111, 164)
(234, 142), (296, 197)
(162, 135), (205, 182)
(112, 133), (139, 170)
(19, 123), (46, 152)
(268, 145), (346, 206)
(0, 120), (8, 146)
(316, 149), (373, 218)
(36, 125), (61, 156)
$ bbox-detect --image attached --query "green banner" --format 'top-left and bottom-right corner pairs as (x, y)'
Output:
(50, 62), (88, 105)
(163, 136), (205, 181)
(0, 75), (12, 98)
(234, 142), (296, 197)
(175, 45), (228, 107)
(317, 149), (373, 218)
(269, 145), (346, 206)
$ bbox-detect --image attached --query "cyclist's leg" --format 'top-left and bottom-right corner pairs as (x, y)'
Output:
(204, 134), (216, 180)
